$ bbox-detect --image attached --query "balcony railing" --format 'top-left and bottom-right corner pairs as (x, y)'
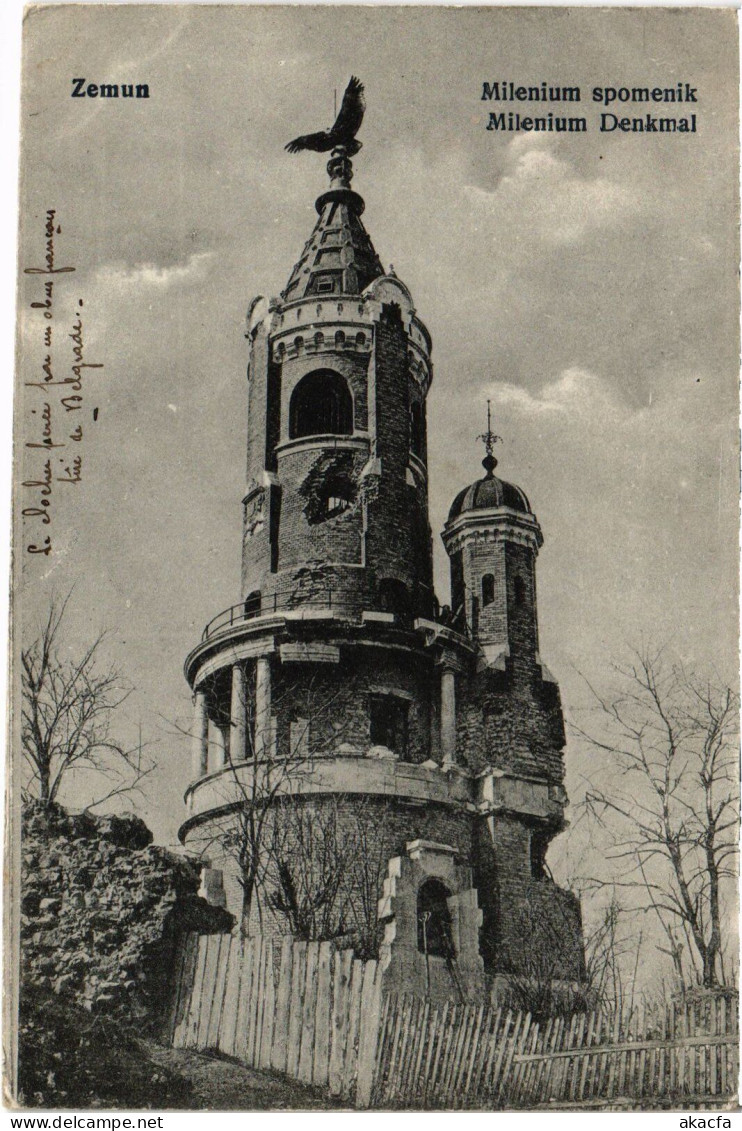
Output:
(201, 587), (466, 642)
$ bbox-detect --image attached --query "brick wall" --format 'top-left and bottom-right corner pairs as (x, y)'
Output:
(454, 533), (565, 783)
(462, 540), (509, 643)
(458, 661), (566, 783)
(505, 542), (539, 657)
(189, 793), (474, 952)
(271, 446), (368, 584)
(245, 322), (270, 488)
(364, 306), (432, 604)
(241, 324), (274, 596)
(242, 305), (433, 611)
(188, 795), (582, 983)
(473, 813), (582, 977)
(270, 643), (435, 765)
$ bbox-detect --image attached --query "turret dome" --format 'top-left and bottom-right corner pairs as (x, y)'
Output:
(447, 472), (533, 523)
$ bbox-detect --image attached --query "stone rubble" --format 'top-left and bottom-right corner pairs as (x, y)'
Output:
(21, 800), (233, 1028)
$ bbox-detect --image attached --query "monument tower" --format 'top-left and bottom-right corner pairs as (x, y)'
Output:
(179, 79), (583, 1002)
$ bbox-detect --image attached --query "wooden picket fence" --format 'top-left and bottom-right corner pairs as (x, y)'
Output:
(167, 931), (383, 1107)
(167, 935), (738, 1110)
(372, 990), (739, 1109)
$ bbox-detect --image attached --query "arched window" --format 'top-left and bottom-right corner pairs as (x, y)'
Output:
(289, 370), (353, 439)
(410, 401), (424, 459)
(378, 578), (411, 619)
(244, 591), (261, 619)
(482, 573), (495, 607)
(514, 575), (527, 606)
(417, 879), (454, 958)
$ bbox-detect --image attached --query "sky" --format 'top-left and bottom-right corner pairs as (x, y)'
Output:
(14, 2), (739, 894)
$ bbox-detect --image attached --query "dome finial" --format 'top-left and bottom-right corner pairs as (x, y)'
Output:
(477, 399), (502, 477)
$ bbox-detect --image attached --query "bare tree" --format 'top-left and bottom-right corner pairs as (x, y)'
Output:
(581, 896), (645, 1020)
(268, 796), (354, 942)
(189, 668), (364, 936)
(500, 896), (586, 1020)
(21, 593), (153, 810)
(576, 646), (739, 990)
(266, 795), (392, 957)
(345, 799), (394, 959)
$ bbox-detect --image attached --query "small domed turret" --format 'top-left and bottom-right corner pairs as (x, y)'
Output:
(441, 408), (543, 660)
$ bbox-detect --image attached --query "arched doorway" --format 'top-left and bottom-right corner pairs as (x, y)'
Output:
(417, 878), (454, 959)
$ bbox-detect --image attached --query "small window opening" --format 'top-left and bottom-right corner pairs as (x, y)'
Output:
(470, 594), (479, 636)
(410, 401), (424, 459)
(531, 831), (549, 880)
(482, 573), (495, 607)
(369, 695), (409, 759)
(317, 278), (334, 294)
(417, 879), (454, 958)
(316, 478), (355, 523)
(514, 575), (527, 606)
(323, 493), (352, 519)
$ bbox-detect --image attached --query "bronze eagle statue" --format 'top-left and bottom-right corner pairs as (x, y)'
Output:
(285, 76), (365, 156)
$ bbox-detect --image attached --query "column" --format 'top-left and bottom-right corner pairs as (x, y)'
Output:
(191, 689), (208, 780)
(209, 719), (227, 771)
(230, 665), (248, 764)
(255, 656), (272, 759)
(440, 668), (457, 767)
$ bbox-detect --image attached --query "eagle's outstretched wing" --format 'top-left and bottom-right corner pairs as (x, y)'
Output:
(285, 77), (365, 155)
(285, 131), (333, 154)
(329, 76), (365, 145)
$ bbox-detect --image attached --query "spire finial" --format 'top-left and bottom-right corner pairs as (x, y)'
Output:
(327, 145), (353, 189)
(477, 400), (502, 477)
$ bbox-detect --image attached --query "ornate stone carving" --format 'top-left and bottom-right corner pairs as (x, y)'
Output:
(243, 487), (266, 539)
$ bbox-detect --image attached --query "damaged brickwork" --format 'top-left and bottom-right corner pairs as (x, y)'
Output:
(298, 449), (364, 527)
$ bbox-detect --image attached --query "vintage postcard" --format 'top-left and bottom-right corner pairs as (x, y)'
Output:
(9, 4), (740, 1113)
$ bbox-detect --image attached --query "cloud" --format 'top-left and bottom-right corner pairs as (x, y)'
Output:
(492, 367), (626, 419)
(465, 141), (640, 246)
(94, 251), (214, 291)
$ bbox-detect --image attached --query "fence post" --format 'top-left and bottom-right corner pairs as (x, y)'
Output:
(355, 961), (383, 1108)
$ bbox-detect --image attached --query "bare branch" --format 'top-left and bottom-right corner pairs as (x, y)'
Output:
(572, 646), (739, 990)
(21, 592), (154, 811)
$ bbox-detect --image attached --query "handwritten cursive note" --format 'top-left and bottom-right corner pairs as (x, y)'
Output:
(22, 211), (103, 555)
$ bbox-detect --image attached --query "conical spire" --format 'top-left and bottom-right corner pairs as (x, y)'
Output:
(282, 146), (384, 302)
